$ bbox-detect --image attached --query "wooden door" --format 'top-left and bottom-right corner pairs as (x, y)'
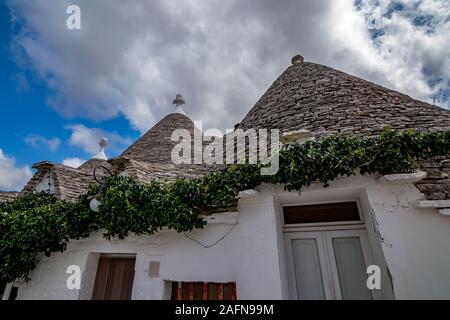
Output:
(92, 257), (136, 300)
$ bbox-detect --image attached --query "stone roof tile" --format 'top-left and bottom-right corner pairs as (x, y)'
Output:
(238, 61), (450, 135)
(0, 191), (19, 203)
(21, 162), (112, 202)
(110, 157), (225, 184)
(121, 113), (202, 163)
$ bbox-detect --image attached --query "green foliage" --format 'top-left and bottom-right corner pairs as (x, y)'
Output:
(0, 128), (449, 283)
(271, 128), (450, 190)
(0, 192), (93, 283)
(96, 163), (261, 240)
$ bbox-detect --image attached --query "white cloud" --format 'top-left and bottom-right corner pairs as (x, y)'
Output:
(62, 157), (85, 168)
(66, 124), (132, 156)
(0, 149), (32, 191)
(25, 134), (61, 152)
(6, 0), (449, 135)
(346, 0), (450, 106)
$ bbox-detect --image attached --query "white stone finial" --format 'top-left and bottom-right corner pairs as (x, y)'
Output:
(93, 137), (108, 160)
(171, 94), (187, 115)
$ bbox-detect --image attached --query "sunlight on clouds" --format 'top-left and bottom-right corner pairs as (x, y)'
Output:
(24, 134), (61, 152)
(62, 157), (86, 168)
(0, 148), (32, 191)
(66, 124), (132, 156)
(6, 0), (449, 136)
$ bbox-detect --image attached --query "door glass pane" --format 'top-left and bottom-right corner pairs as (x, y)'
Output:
(332, 237), (372, 300)
(291, 239), (325, 300)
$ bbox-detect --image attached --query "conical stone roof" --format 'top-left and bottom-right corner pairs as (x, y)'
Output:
(121, 112), (201, 163)
(238, 60), (450, 136)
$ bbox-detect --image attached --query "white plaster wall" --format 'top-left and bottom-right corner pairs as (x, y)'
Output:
(79, 253), (99, 300)
(15, 174), (450, 300)
(272, 199), (290, 299)
(357, 190), (395, 300)
(16, 188), (285, 300)
(34, 172), (54, 194)
(367, 181), (450, 299)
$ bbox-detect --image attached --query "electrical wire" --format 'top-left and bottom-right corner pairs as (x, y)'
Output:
(184, 212), (240, 248)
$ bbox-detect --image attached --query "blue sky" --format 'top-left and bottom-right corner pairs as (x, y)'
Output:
(0, 1), (139, 190)
(0, 0), (449, 191)
(0, 2), (139, 162)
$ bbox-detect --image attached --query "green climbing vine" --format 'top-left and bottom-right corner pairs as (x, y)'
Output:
(1, 127), (449, 283)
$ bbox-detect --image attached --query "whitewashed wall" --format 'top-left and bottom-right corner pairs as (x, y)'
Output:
(366, 181), (450, 299)
(16, 174), (450, 299)
(17, 188), (285, 300)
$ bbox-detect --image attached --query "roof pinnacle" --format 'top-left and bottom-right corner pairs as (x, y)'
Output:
(291, 54), (304, 65)
(171, 94), (187, 115)
(93, 137), (108, 160)
(173, 94), (185, 107)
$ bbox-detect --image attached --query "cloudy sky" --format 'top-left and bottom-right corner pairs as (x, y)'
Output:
(0, 0), (449, 190)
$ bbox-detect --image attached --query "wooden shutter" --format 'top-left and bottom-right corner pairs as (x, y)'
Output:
(171, 282), (237, 300)
(92, 257), (136, 300)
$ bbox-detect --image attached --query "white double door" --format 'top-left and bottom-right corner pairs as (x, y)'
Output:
(285, 229), (374, 300)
